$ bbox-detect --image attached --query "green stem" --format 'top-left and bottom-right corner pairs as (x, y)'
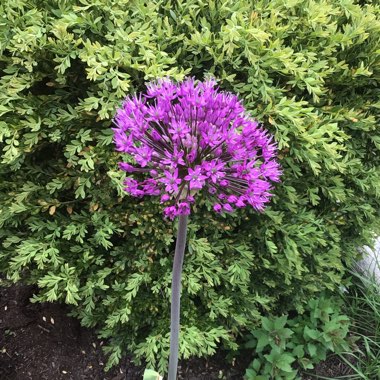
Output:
(168, 214), (188, 380)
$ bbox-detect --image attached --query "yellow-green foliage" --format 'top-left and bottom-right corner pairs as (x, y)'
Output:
(0, 0), (379, 372)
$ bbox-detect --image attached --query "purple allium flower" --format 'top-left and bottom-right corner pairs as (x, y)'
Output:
(113, 78), (281, 219)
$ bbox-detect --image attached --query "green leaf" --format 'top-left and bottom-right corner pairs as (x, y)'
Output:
(276, 353), (296, 373)
(304, 326), (320, 340)
(274, 315), (288, 330)
(143, 369), (162, 380)
(307, 343), (317, 357)
(261, 317), (274, 332)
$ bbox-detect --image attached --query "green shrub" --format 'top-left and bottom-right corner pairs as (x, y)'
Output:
(0, 0), (379, 372)
(244, 295), (351, 379)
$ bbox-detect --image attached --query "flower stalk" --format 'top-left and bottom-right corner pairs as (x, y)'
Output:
(168, 214), (188, 380)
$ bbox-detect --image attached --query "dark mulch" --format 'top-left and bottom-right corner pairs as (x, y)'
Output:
(0, 281), (142, 380)
(0, 281), (357, 380)
(0, 282), (249, 380)
(302, 354), (357, 380)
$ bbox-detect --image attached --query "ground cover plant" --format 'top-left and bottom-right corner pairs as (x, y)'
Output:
(244, 295), (351, 379)
(0, 0), (379, 374)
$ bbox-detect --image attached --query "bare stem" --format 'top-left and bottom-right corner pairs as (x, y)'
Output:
(168, 214), (188, 380)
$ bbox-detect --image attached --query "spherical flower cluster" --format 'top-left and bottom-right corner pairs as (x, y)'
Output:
(113, 78), (281, 219)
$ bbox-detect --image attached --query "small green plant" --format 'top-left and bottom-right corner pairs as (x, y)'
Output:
(5, 329), (16, 337)
(244, 295), (351, 379)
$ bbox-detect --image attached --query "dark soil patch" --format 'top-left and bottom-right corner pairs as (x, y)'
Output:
(0, 281), (357, 380)
(0, 282), (249, 379)
(0, 281), (142, 380)
(302, 353), (357, 379)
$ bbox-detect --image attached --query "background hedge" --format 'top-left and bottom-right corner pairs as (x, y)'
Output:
(0, 0), (379, 371)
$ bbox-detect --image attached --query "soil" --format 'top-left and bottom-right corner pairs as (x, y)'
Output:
(0, 282), (354, 380)
(0, 282), (249, 380)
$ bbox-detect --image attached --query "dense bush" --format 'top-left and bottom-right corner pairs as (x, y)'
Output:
(0, 0), (379, 372)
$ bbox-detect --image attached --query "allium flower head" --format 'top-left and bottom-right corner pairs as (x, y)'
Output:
(113, 78), (281, 219)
